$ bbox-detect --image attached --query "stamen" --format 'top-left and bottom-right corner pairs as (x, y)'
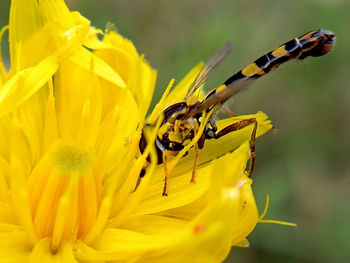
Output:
(258, 194), (297, 227)
(27, 140), (99, 251)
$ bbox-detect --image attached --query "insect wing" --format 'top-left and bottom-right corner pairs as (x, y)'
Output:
(186, 77), (255, 118)
(214, 78), (256, 120)
(186, 42), (233, 99)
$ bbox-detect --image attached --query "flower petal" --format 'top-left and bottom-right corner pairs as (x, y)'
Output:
(0, 21), (92, 118)
(164, 62), (204, 106)
(91, 31), (156, 112)
(0, 26), (8, 85)
(9, 0), (78, 71)
(0, 55), (58, 118)
(118, 214), (188, 234)
(0, 202), (17, 225)
(9, 0), (41, 68)
(76, 188), (241, 263)
(37, 0), (75, 26)
(29, 239), (78, 263)
(133, 164), (211, 215)
(69, 47), (126, 89)
(0, 230), (31, 262)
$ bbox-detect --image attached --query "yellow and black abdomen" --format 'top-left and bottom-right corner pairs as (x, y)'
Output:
(199, 29), (335, 121)
(223, 29), (335, 86)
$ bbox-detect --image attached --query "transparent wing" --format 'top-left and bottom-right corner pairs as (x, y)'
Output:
(186, 78), (256, 118)
(213, 96), (237, 120)
(185, 42), (233, 99)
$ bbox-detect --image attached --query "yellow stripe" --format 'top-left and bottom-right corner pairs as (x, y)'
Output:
(242, 63), (263, 76)
(216, 84), (226, 92)
(298, 32), (313, 42)
(271, 45), (288, 57)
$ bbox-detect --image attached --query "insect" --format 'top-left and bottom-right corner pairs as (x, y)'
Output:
(139, 29), (335, 196)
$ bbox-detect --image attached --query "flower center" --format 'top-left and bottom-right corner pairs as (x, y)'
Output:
(27, 140), (100, 251)
(53, 144), (91, 173)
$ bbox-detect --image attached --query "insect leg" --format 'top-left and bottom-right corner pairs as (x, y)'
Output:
(222, 105), (237, 117)
(248, 119), (257, 176)
(191, 142), (199, 183)
(162, 151), (168, 196)
(133, 168), (145, 192)
(214, 118), (258, 177)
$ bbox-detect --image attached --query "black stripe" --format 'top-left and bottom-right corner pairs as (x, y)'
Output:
(266, 55), (290, 73)
(223, 70), (245, 86)
(249, 74), (263, 79)
(254, 54), (269, 68)
(299, 39), (314, 50)
(284, 39), (301, 57)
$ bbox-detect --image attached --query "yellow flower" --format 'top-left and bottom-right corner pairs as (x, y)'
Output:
(0, 0), (272, 262)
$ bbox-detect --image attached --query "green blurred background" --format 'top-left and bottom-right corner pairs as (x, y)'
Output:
(1, 0), (349, 262)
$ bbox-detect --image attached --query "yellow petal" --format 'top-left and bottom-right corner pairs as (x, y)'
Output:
(82, 144), (255, 263)
(231, 180), (259, 245)
(118, 214), (187, 234)
(0, 55), (58, 118)
(76, 188), (241, 263)
(133, 164), (211, 215)
(29, 238), (78, 263)
(69, 47), (126, 89)
(164, 62), (204, 106)
(0, 230), (31, 262)
(17, 87), (47, 165)
(9, 0), (41, 68)
(37, 0), (75, 27)
(127, 55), (157, 116)
(0, 26), (9, 85)
(207, 142), (259, 247)
(92, 31), (156, 110)
(0, 22), (92, 118)
(9, 0), (92, 75)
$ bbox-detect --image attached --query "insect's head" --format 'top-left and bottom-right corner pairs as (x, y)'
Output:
(153, 102), (204, 151)
(161, 102), (188, 124)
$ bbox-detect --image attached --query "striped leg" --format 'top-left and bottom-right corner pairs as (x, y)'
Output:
(162, 151), (168, 196)
(190, 142), (199, 183)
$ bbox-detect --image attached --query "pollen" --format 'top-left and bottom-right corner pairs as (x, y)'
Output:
(52, 142), (91, 173)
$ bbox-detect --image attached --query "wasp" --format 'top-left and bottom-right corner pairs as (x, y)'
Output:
(139, 29), (335, 196)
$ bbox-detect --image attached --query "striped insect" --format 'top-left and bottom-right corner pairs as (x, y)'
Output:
(139, 29), (335, 196)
